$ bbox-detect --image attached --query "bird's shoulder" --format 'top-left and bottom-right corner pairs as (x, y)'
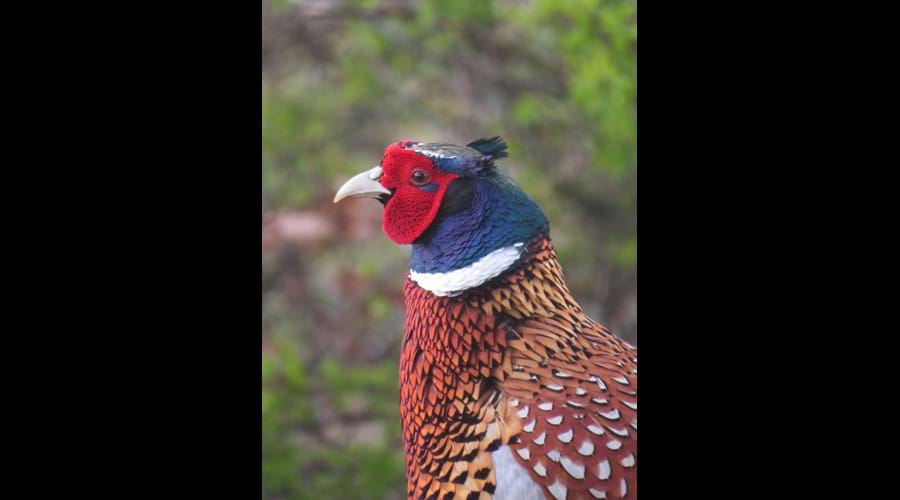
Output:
(482, 239), (637, 499)
(492, 311), (637, 499)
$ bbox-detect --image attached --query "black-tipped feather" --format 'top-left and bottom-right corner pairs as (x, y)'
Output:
(406, 136), (508, 176)
(466, 136), (508, 160)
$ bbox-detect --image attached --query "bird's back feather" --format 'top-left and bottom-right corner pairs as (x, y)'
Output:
(400, 236), (637, 499)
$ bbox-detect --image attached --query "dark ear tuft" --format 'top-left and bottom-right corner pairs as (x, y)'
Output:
(467, 136), (508, 160)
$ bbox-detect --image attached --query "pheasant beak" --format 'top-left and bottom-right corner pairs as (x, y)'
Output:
(333, 166), (392, 203)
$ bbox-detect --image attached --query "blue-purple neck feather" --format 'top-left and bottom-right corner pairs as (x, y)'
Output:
(410, 173), (548, 274)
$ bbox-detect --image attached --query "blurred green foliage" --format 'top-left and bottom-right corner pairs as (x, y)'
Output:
(262, 0), (635, 498)
(263, 337), (406, 498)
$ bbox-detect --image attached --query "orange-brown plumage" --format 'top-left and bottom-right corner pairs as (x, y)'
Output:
(400, 237), (637, 500)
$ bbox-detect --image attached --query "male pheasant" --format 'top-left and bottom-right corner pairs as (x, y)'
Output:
(334, 138), (637, 500)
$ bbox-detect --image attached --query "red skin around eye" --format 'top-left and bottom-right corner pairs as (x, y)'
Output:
(380, 143), (459, 245)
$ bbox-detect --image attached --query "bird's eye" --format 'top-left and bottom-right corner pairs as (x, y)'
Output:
(410, 170), (431, 186)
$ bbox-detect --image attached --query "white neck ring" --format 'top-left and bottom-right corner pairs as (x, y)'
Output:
(408, 243), (524, 297)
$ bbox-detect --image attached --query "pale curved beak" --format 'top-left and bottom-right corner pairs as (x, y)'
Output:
(333, 166), (392, 203)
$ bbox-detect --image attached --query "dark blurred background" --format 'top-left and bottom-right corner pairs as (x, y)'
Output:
(262, 0), (635, 497)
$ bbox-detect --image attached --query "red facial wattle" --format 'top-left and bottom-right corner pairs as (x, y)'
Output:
(380, 142), (459, 245)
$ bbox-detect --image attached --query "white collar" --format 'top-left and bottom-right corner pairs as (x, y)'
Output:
(408, 243), (524, 297)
